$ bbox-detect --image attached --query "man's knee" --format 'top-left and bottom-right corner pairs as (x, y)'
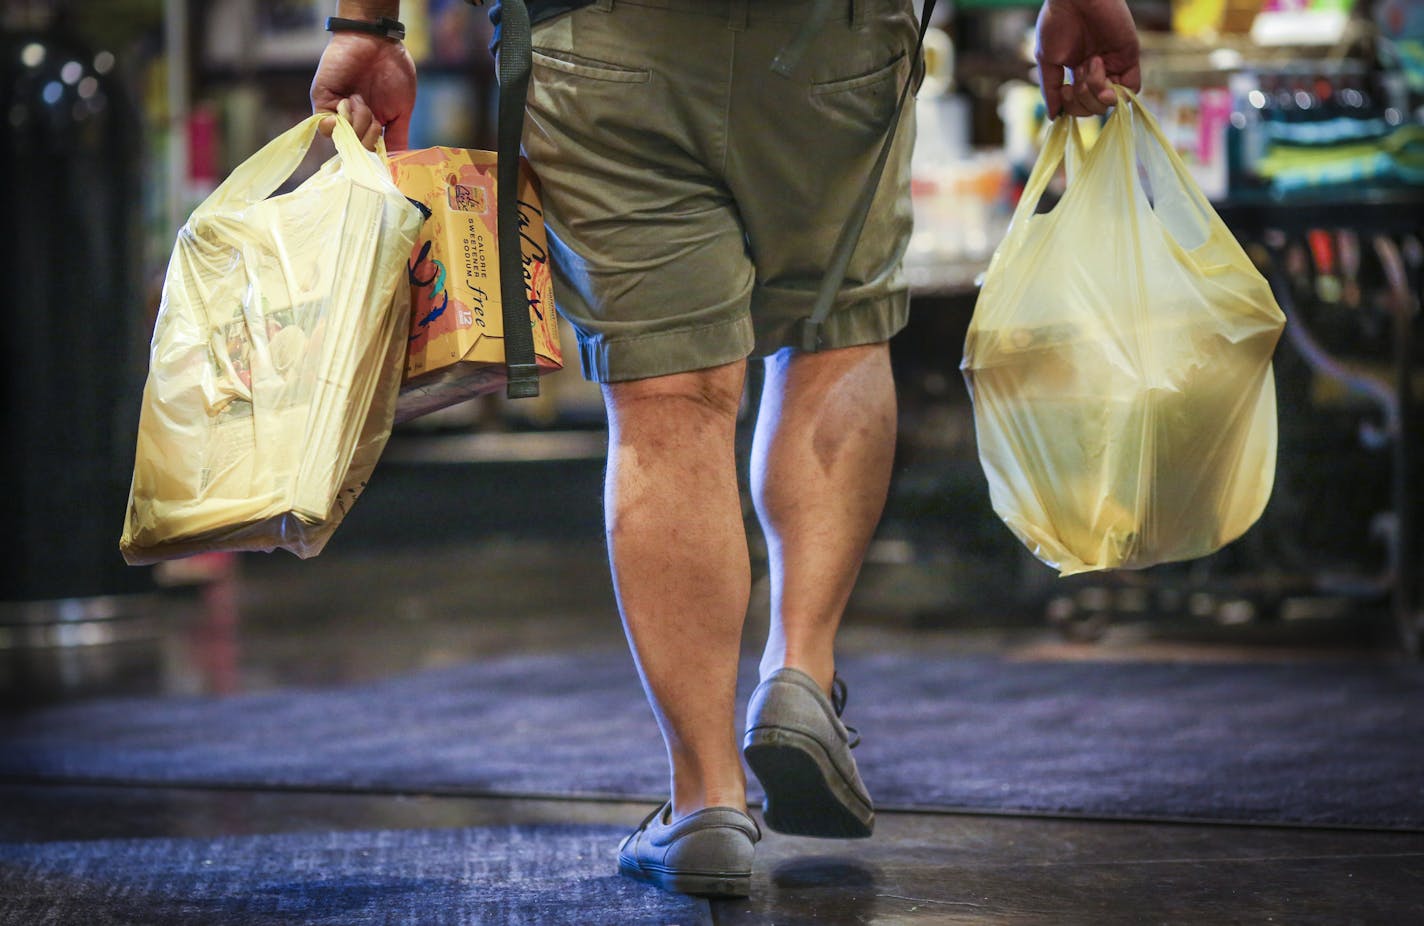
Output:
(768, 341), (889, 381)
(604, 361), (747, 424)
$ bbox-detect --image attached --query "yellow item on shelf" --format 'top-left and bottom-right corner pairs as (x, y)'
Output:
(1172, 0), (1262, 37)
(120, 113), (424, 564)
(962, 88), (1286, 576)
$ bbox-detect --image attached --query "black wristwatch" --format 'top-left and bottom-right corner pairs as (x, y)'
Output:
(325, 16), (407, 41)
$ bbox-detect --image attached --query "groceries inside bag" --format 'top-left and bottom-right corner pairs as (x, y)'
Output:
(961, 88), (1286, 576)
(387, 148), (562, 423)
(120, 114), (423, 564)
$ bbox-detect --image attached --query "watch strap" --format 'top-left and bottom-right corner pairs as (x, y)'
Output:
(324, 16), (407, 41)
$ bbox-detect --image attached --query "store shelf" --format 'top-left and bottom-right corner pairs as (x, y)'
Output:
(382, 430), (607, 465)
(1213, 186), (1424, 235)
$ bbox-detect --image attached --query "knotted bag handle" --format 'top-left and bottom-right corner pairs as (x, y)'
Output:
(198, 112), (384, 216)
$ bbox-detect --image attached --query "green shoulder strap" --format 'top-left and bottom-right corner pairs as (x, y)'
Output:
(494, 0), (540, 398)
(797, 0), (937, 352)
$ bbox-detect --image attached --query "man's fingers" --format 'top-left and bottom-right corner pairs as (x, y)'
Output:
(1041, 57), (1121, 120)
(1070, 59), (1111, 116)
(1075, 86), (1109, 116)
(319, 98), (356, 138)
(314, 95), (397, 152)
(1115, 62), (1143, 94)
(1037, 60), (1066, 120)
(341, 95), (377, 144)
(310, 78), (339, 136)
(1081, 57), (1113, 112)
(360, 118), (383, 151)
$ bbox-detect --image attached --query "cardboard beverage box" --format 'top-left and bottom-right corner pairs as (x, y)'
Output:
(387, 148), (562, 423)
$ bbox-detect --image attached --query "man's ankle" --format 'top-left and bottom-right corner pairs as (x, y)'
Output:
(760, 656), (834, 698)
(671, 788), (748, 820)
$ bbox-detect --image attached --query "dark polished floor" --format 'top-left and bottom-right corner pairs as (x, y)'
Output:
(4, 538), (1422, 924)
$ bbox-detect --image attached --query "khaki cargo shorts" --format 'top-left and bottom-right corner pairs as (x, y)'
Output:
(522, 0), (919, 382)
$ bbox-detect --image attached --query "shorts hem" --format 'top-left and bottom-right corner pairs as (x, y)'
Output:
(752, 287), (911, 357)
(580, 315), (758, 383)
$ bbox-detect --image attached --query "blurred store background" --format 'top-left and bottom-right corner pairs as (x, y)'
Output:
(2, 0), (1423, 703)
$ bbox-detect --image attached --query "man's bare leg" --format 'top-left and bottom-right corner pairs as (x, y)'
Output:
(603, 360), (751, 820)
(751, 342), (897, 695)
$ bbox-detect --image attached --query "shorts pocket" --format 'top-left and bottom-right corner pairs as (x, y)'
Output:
(531, 48), (651, 83)
(808, 53), (906, 98)
(807, 53), (907, 133)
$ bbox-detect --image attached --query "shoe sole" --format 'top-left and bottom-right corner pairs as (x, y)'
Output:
(618, 856), (750, 897)
(743, 726), (874, 839)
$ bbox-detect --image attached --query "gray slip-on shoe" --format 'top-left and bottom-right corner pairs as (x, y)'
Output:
(617, 801), (760, 897)
(743, 667), (874, 838)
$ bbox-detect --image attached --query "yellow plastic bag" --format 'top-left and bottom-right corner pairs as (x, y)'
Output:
(120, 114), (423, 564)
(962, 88), (1286, 576)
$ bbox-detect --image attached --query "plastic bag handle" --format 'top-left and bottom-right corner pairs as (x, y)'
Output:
(197, 112), (381, 216)
(1064, 116), (1089, 185)
(1109, 85), (1223, 226)
(1111, 84), (1181, 173)
(1013, 117), (1093, 225)
(1002, 87), (1218, 251)
(1001, 115), (1071, 249)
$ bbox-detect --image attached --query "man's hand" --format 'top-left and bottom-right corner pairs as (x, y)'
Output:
(311, 31), (416, 151)
(1035, 0), (1141, 119)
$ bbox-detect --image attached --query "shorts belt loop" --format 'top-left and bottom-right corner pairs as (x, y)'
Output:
(850, 0), (865, 29)
(728, 0), (749, 31)
(593, 0), (613, 11)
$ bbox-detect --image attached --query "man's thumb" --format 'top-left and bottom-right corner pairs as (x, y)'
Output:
(382, 112), (411, 153)
(1038, 61), (1065, 119)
